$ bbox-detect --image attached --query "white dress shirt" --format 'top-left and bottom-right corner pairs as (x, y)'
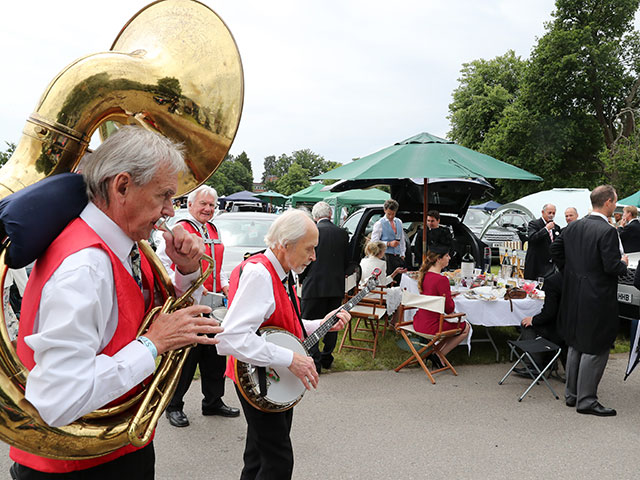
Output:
(156, 215), (229, 289)
(371, 217), (406, 256)
(216, 249), (322, 368)
(24, 202), (199, 427)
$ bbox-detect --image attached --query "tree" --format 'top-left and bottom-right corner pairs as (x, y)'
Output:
(448, 50), (526, 151)
(0, 142), (15, 167)
(448, 0), (640, 201)
(261, 149), (339, 193)
(276, 163), (310, 195)
(205, 154), (253, 196)
(235, 151), (253, 177)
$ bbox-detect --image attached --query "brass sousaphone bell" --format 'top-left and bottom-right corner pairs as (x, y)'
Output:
(0, 0), (243, 459)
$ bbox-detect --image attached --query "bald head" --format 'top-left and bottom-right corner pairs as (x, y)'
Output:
(565, 207), (578, 224)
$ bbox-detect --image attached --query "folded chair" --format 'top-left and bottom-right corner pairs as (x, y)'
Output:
(394, 290), (465, 384)
(499, 337), (561, 401)
(337, 281), (388, 359)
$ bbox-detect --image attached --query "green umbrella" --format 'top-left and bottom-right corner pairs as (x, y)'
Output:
(324, 188), (390, 223)
(289, 183), (330, 207)
(255, 190), (289, 207)
(314, 132), (541, 260)
(619, 190), (640, 207)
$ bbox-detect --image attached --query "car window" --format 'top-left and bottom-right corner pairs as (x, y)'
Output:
(214, 218), (272, 247)
(364, 213), (382, 238)
(463, 209), (489, 227)
(342, 210), (364, 238)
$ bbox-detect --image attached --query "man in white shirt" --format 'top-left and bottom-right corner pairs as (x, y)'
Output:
(371, 199), (405, 281)
(216, 209), (350, 480)
(10, 126), (221, 479)
(157, 185), (240, 427)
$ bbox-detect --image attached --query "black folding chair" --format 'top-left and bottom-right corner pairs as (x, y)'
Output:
(499, 337), (562, 402)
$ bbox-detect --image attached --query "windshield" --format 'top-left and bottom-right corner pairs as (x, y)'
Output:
(214, 218), (272, 247)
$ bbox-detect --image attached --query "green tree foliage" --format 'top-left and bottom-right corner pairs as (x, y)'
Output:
(205, 154), (253, 196)
(235, 151), (253, 177)
(0, 142), (15, 167)
(276, 163), (310, 195)
(261, 149), (339, 194)
(448, 0), (640, 201)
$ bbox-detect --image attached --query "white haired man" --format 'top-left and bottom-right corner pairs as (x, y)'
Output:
(524, 203), (561, 280)
(216, 209), (351, 479)
(299, 201), (350, 372)
(158, 185), (240, 428)
(10, 126), (221, 478)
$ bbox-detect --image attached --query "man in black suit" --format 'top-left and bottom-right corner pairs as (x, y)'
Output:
(413, 210), (453, 265)
(524, 204), (561, 280)
(300, 202), (350, 373)
(618, 205), (640, 253)
(550, 185), (628, 417)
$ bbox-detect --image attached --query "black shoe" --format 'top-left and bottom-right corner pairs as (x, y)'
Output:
(566, 397), (576, 407)
(427, 354), (443, 369)
(166, 409), (189, 427)
(577, 402), (616, 417)
(203, 403), (240, 418)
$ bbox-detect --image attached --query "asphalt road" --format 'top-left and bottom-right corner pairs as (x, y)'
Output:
(1, 353), (639, 479)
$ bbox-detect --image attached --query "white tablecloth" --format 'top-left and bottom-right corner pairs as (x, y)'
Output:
(399, 273), (544, 327)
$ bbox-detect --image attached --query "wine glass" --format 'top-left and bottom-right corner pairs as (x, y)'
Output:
(537, 276), (545, 291)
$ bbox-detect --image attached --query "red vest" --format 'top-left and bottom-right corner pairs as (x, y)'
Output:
(224, 253), (302, 382)
(11, 218), (155, 473)
(174, 220), (224, 293)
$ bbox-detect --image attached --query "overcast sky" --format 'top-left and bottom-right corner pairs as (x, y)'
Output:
(1, 1), (567, 181)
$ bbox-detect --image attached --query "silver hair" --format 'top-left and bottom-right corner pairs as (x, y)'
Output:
(265, 209), (314, 249)
(311, 201), (332, 220)
(82, 126), (186, 203)
(542, 203), (556, 212)
(187, 185), (218, 205)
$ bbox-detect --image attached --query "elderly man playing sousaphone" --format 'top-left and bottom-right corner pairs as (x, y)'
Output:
(9, 126), (221, 479)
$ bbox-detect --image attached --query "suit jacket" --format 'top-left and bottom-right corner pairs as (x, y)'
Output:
(531, 270), (563, 345)
(413, 226), (453, 264)
(524, 217), (561, 280)
(300, 219), (349, 299)
(618, 219), (640, 253)
(550, 215), (627, 354)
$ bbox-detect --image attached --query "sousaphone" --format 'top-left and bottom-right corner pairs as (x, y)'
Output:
(0, 0), (243, 459)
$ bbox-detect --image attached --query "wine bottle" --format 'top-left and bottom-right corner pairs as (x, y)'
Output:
(461, 245), (475, 280)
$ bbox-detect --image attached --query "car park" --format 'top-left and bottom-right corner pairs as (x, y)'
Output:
(339, 178), (490, 271)
(462, 209), (525, 258)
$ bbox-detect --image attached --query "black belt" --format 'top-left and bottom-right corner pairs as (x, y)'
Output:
(386, 253), (400, 256)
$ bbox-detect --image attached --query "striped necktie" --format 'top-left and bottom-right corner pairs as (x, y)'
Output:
(129, 244), (143, 291)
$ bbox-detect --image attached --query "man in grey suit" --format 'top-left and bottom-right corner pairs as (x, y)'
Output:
(300, 202), (350, 373)
(550, 185), (628, 416)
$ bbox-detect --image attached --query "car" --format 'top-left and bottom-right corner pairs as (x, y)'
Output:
(339, 178), (491, 271)
(151, 210), (277, 278)
(212, 212), (278, 277)
(617, 252), (640, 321)
(462, 209), (524, 258)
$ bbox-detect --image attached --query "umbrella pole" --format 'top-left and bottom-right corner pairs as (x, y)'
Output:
(422, 178), (428, 264)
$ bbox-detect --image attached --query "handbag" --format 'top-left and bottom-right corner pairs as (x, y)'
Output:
(504, 287), (527, 312)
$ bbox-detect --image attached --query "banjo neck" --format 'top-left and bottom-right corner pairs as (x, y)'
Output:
(302, 268), (381, 351)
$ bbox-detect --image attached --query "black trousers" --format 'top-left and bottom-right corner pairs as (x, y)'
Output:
(301, 296), (342, 372)
(236, 386), (294, 480)
(384, 253), (404, 281)
(167, 343), (227, 412)
(11, 443), (154, 480)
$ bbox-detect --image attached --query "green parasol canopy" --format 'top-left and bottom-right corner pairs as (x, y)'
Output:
(619, 190), (640, 207)
(315, 132), (542, 181)
(289, 183), (331, 207)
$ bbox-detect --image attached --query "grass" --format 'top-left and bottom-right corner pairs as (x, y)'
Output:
(328, 322), (631, 373)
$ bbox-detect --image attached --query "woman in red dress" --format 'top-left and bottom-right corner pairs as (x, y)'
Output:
(413, 246), (470, 359)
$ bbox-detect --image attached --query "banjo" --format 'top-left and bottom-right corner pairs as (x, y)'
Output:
(235, 268), (382, 413)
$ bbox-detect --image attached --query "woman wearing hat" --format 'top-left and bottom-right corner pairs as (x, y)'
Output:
(414, 244), (470, 363)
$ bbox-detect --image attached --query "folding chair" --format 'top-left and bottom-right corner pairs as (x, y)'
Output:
(498, 337), (562, 401)
(394, 290), (465, 384)
(337, 280), (387, 359)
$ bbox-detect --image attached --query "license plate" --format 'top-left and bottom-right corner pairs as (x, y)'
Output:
(618, 292), (633, 304)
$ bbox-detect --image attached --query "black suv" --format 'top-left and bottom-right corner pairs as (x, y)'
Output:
(338, 178), (490, 270)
